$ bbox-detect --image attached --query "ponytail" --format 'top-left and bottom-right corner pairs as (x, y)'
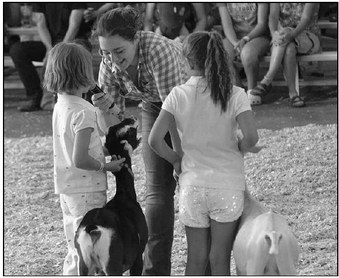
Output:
(205, 32), (232, 113)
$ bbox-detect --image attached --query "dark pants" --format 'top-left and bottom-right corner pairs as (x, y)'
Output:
(141, 101), (176, 275)
(9, 40), (46, 103)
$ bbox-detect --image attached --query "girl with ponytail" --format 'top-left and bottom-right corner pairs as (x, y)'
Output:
(149, 31), (262, 275)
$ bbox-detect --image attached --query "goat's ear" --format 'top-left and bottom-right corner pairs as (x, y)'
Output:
(121, 140), (133, 157)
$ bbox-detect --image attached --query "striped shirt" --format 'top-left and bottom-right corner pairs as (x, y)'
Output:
(98, 31), (188, 112)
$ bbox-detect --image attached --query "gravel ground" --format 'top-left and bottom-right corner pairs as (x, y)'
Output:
(4, 124), (337, 275)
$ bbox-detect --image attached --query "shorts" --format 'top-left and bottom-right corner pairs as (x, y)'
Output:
(294, 30), (321, 54)
(279, 26), (321, 55)
(178, 185), (244, 228)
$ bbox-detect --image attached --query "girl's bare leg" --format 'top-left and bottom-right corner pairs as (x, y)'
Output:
(185, 226), (210, 275)
(209, 219), (239, 275)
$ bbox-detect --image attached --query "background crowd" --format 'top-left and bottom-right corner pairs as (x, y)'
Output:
(4, 3), (335, 112)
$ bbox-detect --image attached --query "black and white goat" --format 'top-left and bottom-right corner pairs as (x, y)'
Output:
(74, 118), (148, 275)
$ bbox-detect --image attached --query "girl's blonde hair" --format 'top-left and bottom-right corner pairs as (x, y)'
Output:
(183, 31), (232, 113)
(44, 42), (94, 94)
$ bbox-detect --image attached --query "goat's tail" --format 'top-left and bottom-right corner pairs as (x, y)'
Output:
(265, 231), (282, 255)
(77, 225), (102, 253)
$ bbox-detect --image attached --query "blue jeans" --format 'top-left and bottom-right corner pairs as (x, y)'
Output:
(9, 41), (46, 102)
(141, 101), (176, 275)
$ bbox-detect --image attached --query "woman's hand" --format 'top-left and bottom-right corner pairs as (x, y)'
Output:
(234, 37), (249, 54)
(84, 8), (97, 23)
(279, 28), (294, 45)
(272, 28), (293, 46)
(91, 92), (114, 112)
(271, 30), (285, 46)
(173, 158), (182, 177)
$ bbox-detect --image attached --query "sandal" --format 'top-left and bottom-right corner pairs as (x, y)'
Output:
(251, 82), (272, 97)
(290, 96), (305, 107)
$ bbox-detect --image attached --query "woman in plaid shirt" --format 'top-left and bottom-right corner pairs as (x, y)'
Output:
(91, 6), (188, 275)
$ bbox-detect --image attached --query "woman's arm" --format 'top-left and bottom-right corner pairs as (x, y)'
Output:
(149, 109), (182, 174)
(84, 3), (116, 23)
(245, 4), (269, 40)
(236, 110), (260, 154)
(218, 4), (238, 46)
(288, 4), (317, 40)
(63, 8), (84, 43)
(269, 3), (280, 36)
(35, 12), (52, 53)
(144, 3), (156, 31)
(269, 3), (283, 46)
(192, 3), (207, 32)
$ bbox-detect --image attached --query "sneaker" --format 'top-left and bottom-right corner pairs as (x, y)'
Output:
(18, 102), (41, 112)
(247, 89), (262, 106)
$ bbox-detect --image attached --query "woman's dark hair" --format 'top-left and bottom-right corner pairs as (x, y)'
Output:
(92, 6), (141, 41)
(183, 31), (232, 113)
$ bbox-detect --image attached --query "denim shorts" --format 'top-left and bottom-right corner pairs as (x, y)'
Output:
(179, 185), (244, 228)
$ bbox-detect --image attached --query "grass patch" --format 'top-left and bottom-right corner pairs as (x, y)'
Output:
(4, 124), (337, 275)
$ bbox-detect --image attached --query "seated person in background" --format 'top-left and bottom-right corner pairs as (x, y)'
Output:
(218, 3), (270, 94)
(144, 3), (207, 41)
(9, 3), (89, 112)
(83, 3), (117, 26)
(205, 3), (221, 31)
(250, 3), (321, 107)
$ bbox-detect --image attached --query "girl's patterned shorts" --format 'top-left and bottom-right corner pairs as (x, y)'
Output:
(179, 185), (244, 228)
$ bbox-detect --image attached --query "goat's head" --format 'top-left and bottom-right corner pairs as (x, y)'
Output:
(105, 117), (141, 166)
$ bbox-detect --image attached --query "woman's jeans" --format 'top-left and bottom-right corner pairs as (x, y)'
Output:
(141, 101), (176, 275)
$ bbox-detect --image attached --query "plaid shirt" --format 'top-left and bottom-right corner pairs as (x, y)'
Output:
(98, 31), (188, 112)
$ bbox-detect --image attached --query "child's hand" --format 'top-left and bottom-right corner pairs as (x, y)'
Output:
(105, 155), (126, 172)
(246, 145), (265, 154)
(92, 92), (115, 112)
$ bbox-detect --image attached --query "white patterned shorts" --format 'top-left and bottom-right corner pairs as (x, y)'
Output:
(179, 185), (244, 228)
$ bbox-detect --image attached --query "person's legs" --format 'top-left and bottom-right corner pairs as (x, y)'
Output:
(209, 220), (239, 275)
(283, 42), (298, 97)
(283, 42), (305, 107)
(222, 37), (243, 87)
(60, 191), (107, 275)
(141, 102), (176, 275)
(249, 44), (287, 105)
(240, 36), (270, 90)
(207, 188), (243, 275)
(9, 40), (46, 111)
(185, 226), (210, 275)
(261, 44), (287, 86)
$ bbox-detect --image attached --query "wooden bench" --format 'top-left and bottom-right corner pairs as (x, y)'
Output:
(261, 20), (337, 90)
(6, 26), (40, 41)
(4, 55), (44, 68)
(261, 51), (337, 90)
(318, 20), (338, 30)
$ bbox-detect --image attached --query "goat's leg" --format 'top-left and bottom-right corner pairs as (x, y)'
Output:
(275, 240), (298, 275)
(126, 202), (148, 250)
(74, 238), (89, 275)
(246, 242), (270, 275)
(77, 252), (89, 275)
(129, 251), (143, 276)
